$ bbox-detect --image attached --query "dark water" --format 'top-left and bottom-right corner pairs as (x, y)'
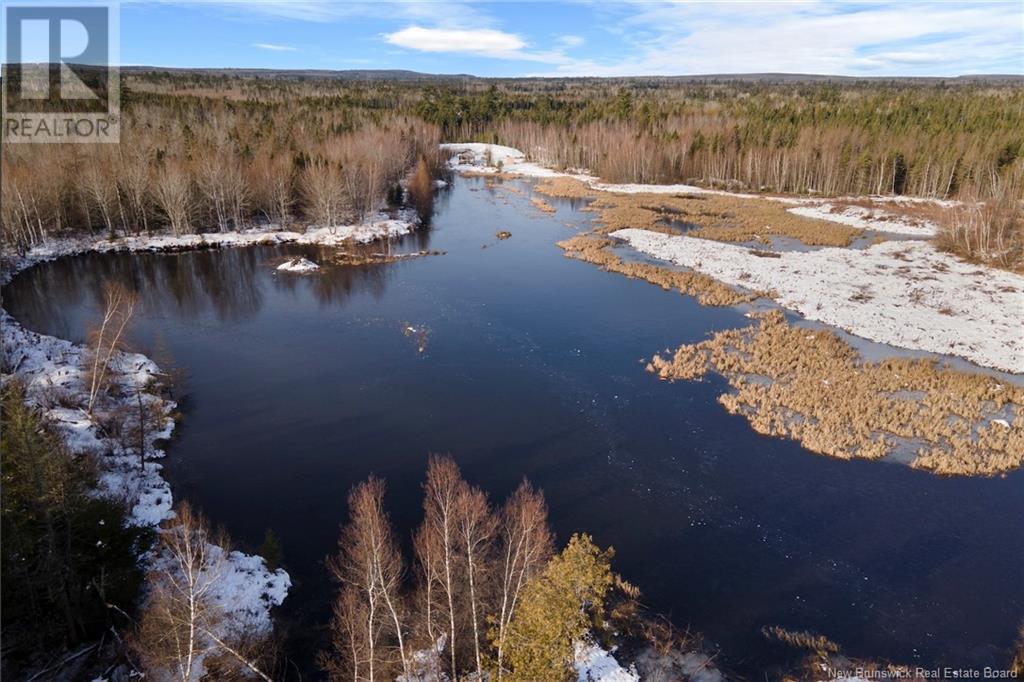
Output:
(5, 176), (1023, 676)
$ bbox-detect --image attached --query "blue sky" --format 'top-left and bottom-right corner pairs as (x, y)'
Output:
(16, 1), (1024, 76)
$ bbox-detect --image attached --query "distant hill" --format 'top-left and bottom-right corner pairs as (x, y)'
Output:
(115, 66), (1023, 85)
(118, 66), (478, 81)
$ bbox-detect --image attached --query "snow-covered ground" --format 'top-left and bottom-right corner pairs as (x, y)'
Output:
(0, 213), (428, 675)
(612, 229), (1024, 374)
(5, 220), (432, 674)
(442, 142), (750, 197)
(786, 203), (937, 237)
(2, 217), (414, 280)
(277, 256), (321, 273)
(441, 143), (952, 211)
(574, 641), (639, 682)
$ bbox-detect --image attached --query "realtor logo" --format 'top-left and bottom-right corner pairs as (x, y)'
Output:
(2, 1), (120, 142)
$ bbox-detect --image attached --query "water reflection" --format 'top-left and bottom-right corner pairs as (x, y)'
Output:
(5, 237), (444, 342)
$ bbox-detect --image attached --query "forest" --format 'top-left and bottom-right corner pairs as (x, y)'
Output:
(2, 71), (1021, 254)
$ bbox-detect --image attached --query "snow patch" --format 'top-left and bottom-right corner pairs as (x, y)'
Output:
(787, 203), (937, 237)
(397, 635), (449, 682)
(574, 641), (639, 682)
(277, 256), (320, 273)
(611, 229), (1024, 374)
(441, 142), (732, 197)
(441, 143), (953, 235)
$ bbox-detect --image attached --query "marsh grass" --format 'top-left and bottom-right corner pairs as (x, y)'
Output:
(557, 234), (759, 307)
(536, 178), (861, 247)
(529, 197), (557, 213)
(648, 311), (1024, 476)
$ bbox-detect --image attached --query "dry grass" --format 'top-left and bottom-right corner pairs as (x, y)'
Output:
(761, 626), (839, 655)
(536, 178), (860, 246)
(557, 234), (760, 307)
(647, 311), (1024, 476)
(529, 197), (557, 213)
(535, 177), (597, 199)
(936, 183), (1024, 272)
(833, 197), (947, 228)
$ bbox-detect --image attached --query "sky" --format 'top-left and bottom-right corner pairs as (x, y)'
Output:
(10, 0), (1024, 77)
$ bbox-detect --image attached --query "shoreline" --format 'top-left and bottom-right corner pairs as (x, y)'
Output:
(443, 143), (1022, 475)
(443, 142), (1023, 375)
(0, 216), (416, 675)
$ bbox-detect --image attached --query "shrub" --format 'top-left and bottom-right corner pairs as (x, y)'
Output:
(937, 181), (1023, 271)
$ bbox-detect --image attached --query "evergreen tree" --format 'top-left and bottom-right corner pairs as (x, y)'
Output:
(503, 534), (614, 682)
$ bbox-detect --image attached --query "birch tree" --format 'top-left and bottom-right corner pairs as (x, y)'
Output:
(493, 480), (554, 679)
(135, 503), (273, 681)
(454, 481), (497, 680)
(86, 282), (138, 416)
(417, 455), (464, 678)
(326, 476), (410, 681)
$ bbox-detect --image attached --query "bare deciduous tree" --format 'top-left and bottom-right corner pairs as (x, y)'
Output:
(406, 156), (435, 224)
(303, 157), (349, 229)
(249, 152), (295, 226)
(417, 454), (464, 678)
(493, 479), (554, 679)
(86, 282), (139, 416)
(118, 145), (153, 234)
(325, 476), (410, 681)
(81, 150), (121, 237)
(197, 150), (249, 232)
(455, 481), (497, 680)
(135, 503), (273, 681)
(153, 159), (194, 236)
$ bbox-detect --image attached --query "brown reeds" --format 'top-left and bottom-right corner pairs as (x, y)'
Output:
(648, 311), (1024, 475)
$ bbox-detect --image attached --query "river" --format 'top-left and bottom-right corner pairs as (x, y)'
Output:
(4, 175), (1022, 675)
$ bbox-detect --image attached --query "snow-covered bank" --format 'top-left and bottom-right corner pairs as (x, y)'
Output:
(0, 310), (290, 659)
(611, 229), (1024, 374)
(0, 214), (426, 658)
(0, 225), (355, 672)
(441, 143), (950, 234)
(442, 142), (739, 197)
(2, 217), (414, 280)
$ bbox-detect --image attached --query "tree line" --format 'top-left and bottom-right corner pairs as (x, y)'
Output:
(4, 73), (1021, 252)
(1, 85), (445, 250)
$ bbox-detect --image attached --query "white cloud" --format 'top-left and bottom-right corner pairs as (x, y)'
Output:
(557, 34), (585, 48)
(383, 26), (525, 55)
(382, 25), (581, 65)
(253, 43), (298, 52)
(534, 1), (1023, 77)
